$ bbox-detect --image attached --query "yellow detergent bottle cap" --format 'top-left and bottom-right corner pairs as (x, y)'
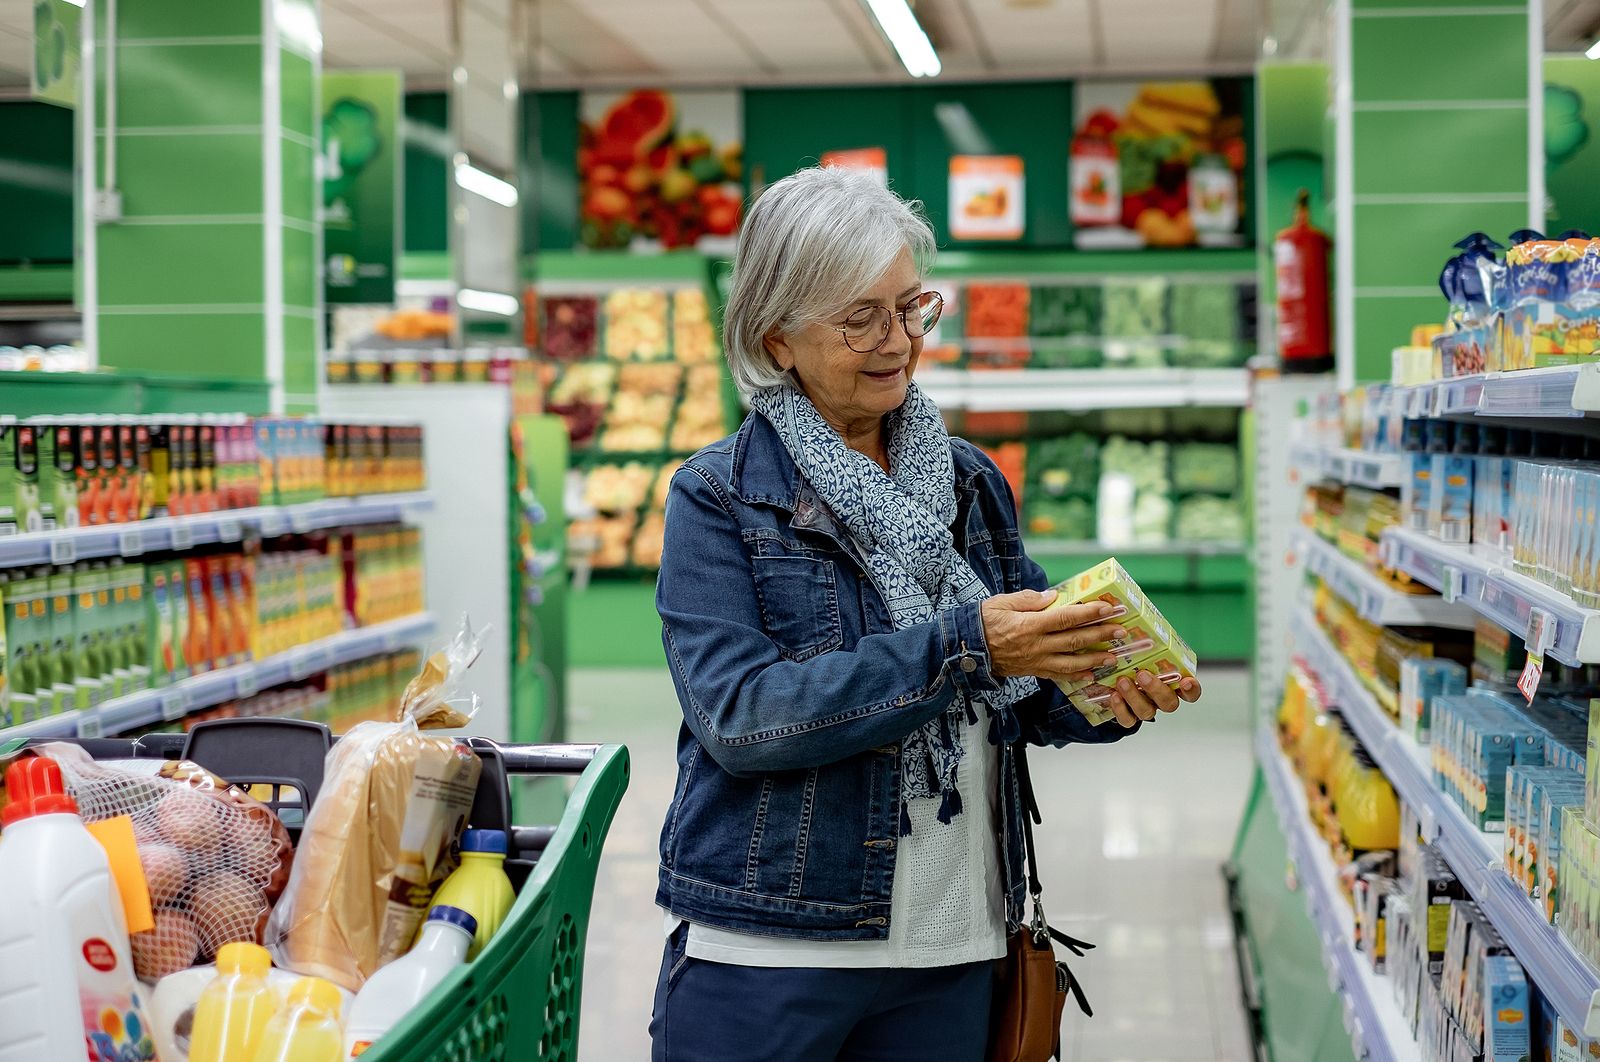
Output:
(216, 941), (272, 977)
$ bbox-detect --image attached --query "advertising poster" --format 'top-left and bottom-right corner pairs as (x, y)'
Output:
(822, 147), (889, 187)
(1070, 79), (1250, 250)
(31, 0), (80, 108)
(948, 155), (1024, 241)
(578, 89), (743, 251)
(1545, 56), (1600, 235)
(322, 70), (402, 305)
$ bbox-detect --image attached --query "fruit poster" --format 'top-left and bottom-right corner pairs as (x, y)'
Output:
(578, 89), (743, 251)
(948, 156), (1025, 241)
(1545, 56), (1600, 235)
(1070, 79), (1250, 250)
(322, 70), (401, 305)
(822, 147), (888, 188)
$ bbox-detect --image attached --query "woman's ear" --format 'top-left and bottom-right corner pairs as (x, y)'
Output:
(764, 329), (796, 372)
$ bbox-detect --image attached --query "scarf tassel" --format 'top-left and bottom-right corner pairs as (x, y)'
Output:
(936, 784), (963, 825)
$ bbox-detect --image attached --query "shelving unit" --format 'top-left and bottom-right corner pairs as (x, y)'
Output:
(915, 366), (1250, 412)
(1290, 608), (1600, 1037)
(0, 611), (436, 747)
(1380, 526), (1600, 667)
(1255, 725), (1421, 1062)
(1291, 443), (1405, 491)
(1295, 528), (1478, 630)
(0, 493), (435, 570)
(1398, 364), (1600, 421)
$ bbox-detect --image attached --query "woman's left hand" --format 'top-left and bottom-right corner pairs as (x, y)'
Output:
(1103, 672), (1203, 728)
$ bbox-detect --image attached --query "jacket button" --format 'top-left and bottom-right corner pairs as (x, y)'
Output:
(960, 657), (978, 673)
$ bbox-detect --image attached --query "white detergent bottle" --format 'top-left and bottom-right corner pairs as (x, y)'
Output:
(343, 905), (477, 1057)
(0, 754), (159, 1062)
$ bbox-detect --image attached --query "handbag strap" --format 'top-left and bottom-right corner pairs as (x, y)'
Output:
(1012, 741), (1097, 1019)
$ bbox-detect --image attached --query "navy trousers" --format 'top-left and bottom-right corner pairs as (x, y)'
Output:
(649, 924), (995, 1061)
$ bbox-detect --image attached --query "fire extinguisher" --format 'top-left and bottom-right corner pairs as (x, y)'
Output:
(1274, 188), (1332, 373)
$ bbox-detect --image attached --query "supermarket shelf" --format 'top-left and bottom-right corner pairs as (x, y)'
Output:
(1022, 539), (1246, 558)
(0, 612), (436, 747)
(915, 367), (1250, 412)
(1400, 365), (1600, 421)
(1296, 528), (1478, 630)
(1380, 526), (1600, 667)
(1291, 443), (1405, 490)
(1255, 725), (1421, 1062)
(0, 492), (434, 570)
(1290, 609), (1600, 1036)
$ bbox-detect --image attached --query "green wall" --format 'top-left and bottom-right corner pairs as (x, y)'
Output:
(0, 102), (74, 267)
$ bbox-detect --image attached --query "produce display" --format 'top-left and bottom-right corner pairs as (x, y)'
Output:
(0, 524), (425, 729)
(603, 289), (670, 361)
(542, 296), (600, 362)
(672, 289), (718, 364)
(0, 620), (529, 1060)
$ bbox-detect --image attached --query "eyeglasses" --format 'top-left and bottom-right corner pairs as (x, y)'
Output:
(832, 291), (944, 354)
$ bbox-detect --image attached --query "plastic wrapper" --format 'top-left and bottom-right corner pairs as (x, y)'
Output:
(39, 745), (295, 981)
(265, 619), (486, 991)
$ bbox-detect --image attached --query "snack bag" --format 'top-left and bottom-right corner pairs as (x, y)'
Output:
(36, 743), (295, 982)
(266, 619), (485, 991)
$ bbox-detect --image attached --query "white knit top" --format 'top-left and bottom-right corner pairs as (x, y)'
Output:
(665, 719), (1008, 969)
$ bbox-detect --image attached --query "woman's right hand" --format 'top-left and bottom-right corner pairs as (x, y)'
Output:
(980, 588), (1126, 686)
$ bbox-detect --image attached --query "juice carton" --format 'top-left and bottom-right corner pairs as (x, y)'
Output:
(131, 418), (153, 520)
(1399, 657), (1466, 744)
(148, 421), (174, 516)
(204, 555), (232, 669)
(184, 558), (211, 674)
(0, 417), (17, 537)
(76, 419), (104, 526)
(5, 570), (44, 723)
(196, 417), (217, 513)
(124, 563), (150, 693)
(14, 421), (42, 533)
(68, 566), (101, 710)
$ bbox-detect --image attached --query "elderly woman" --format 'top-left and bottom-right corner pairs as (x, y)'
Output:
(650, 167), (1202, 1061)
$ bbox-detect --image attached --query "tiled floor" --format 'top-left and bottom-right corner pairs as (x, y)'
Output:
(571, 666), (1256, 1061)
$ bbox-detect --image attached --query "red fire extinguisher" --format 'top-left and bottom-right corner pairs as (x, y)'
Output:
(1274, 188), (1332, 373)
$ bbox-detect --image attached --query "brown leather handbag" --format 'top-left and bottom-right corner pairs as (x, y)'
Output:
(987, 744), (1095, 1062)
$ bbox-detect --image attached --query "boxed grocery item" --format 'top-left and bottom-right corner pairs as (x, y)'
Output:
(1542, 787), (1586, 922)
(1399, 657), (1467, 743)
(1045, 558), (1197, 724)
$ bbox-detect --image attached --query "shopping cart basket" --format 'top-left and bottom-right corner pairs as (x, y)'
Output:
(11, 716), (630, 1062)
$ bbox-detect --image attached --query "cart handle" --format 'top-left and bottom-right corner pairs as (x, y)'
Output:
(469, 739), (602, 776)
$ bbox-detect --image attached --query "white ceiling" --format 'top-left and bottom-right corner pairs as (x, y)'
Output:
(1, 0), (1598, 92)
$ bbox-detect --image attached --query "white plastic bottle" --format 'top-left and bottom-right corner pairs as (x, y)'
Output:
(343, 905), (477, 1057)
(0, 755), (159, 1062)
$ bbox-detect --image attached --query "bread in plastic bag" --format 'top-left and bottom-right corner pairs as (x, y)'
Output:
(265, 617), (486, 990)
(37, 744), (295, 982)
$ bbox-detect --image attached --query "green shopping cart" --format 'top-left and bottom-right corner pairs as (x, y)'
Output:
(13, 717), (630, 1062)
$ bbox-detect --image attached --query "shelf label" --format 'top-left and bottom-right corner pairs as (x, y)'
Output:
(1518, 651), (1545, 704)
(161, 689), (190, 723)
(76, 714), (103, 739)
(49, 537), (76, 566)
(1442, 566), (1464, 604)
(235, 672), (258, 700)
(118, 529), (143, 557)
(259, 512), (288, 537)
(381, 629), (402, 653)
(170, 523), (194, 551)
(289, 508), (313, 533)
(217, 518), (242, 542)
(1527, 607), (1555, 657)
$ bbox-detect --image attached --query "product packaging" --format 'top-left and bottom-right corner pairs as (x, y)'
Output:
(266, 620), (486, 990)
(1399, 657), (1466, 744)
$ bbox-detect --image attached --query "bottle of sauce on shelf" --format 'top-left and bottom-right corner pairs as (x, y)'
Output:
(1275, 188), (1333, 374)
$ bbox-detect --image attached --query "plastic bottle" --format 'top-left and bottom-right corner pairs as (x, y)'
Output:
(253, 976), (345, 1062)
(344, 906), (477, 1057)
(426, 829), (516, 958)
(0, 755), (159, 1062)
(190, 941), (280, 1062)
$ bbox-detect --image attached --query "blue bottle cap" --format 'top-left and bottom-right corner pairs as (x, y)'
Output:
(461, 828), (508, 854)
(428, 905), (480, 937)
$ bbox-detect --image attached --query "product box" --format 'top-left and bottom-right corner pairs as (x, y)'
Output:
(33, 418), (79, 531)
(1045, 558), (1197, 724)
(4, 571), (43, 724)
(1558, 805), (1600, 966)
(0, 417), (16, 538)
(69, 566), (102, 711)
(184, 558), (210, 674)
(1482, 953), (1532, 1062)
(1429, 451), (1475, 545)
(1400, 657), (1467, 744)
(1555, 1016), (1600, 1062)
(1588, 699), (1600, 835)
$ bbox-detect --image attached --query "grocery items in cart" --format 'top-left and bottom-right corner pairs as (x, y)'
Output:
(425, 830), (516, 960)
(343, 905), (476, 1056)
(189, 942), (279, 1062)
(253, 976), (345, 1062)
(0, 754), (159, 1061)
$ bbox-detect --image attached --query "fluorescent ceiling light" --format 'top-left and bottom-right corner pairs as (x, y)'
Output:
(863, 0), (941, 78)
(1587, 37), (1600, 59)
(455, 163), (519, 208)
(457, 288), (521, 316)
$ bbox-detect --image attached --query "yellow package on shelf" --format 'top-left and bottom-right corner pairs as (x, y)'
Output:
(1045, 558), (1198, 725)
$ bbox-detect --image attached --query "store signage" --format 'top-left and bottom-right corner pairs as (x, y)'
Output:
(323, 70), (402, 305)
(31, 0), (80, 109)
(948, 155), (1024, 241)
(822, 148), (888, 188)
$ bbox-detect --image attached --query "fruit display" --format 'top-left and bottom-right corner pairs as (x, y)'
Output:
(578, 89), (743, 250)
(542, 297), (599, 361)
(632, 511), (667, 569)
(600, 392), (671, 452)
(603, 289), (670, 361)
(671, 365), (726, 452)
(966, 283), (1030, 339)
(673, 289), (718, 363)
(545, 363), (616, 447)
(569, 513), (636, 570)
(583, 462), (656, 513)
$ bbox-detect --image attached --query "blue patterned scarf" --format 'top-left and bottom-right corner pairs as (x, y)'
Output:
(749, 380), (1039, 831)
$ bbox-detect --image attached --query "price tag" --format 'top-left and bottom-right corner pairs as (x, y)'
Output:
(1526, 607), (1555, 657)
(235, 672), (259, 700)
(259, 512), (287, 538)
(50, 536), (76, 566)
(1442, 566), (1464, 604)
(217, 518), (242, 542)
(291, 649), (327, 680)
(161, 689), (190, 723)
(77, 714), (103, 739)
(382, 629), (402, 652)
(118, 528), (143, 557)
(170, 523), (194, 551)
(289, 508), (313, 533)
(1518, 651), (1545, 704)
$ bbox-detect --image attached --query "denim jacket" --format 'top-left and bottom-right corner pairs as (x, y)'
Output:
(655, 412), (1132, 941)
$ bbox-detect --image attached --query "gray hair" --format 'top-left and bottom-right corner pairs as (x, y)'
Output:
(723, 167), (937, 397)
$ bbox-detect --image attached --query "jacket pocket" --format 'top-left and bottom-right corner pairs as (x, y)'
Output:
(750, 552), (843, 662)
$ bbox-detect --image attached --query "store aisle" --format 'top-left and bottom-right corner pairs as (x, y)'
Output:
(572, 666), (1255, 1062)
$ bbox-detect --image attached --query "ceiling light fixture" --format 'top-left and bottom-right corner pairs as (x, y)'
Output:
(1587, 37), (1600, 59)
(863, 0), (941, 78)
(454, 162), (519, 208)
(457, 288), (521, 316)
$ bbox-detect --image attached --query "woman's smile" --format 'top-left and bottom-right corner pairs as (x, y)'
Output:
(861, 365), (906, 384)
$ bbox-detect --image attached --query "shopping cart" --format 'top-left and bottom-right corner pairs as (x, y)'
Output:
(12, 716), (630, 1062)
